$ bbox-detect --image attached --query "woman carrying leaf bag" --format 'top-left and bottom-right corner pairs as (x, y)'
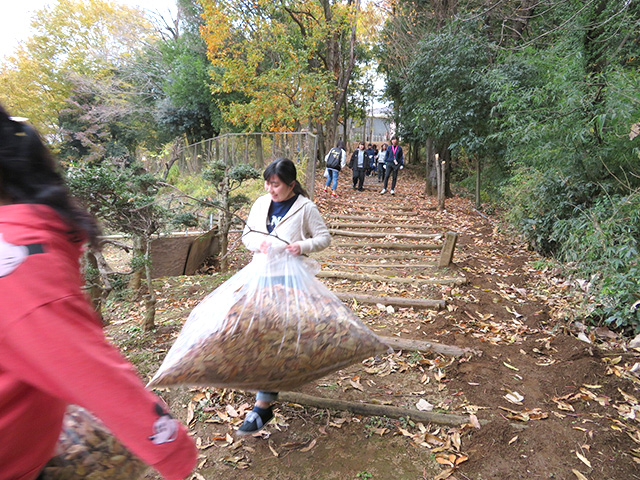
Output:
(0, 104), (197, 480)
(238, 157), (332, 434)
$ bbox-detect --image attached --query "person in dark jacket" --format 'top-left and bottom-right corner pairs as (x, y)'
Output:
(380, 136), (404, 195)
(348, 142), (370, 192)
(365, 143), (376, 176)
(323, 140), (347, 197)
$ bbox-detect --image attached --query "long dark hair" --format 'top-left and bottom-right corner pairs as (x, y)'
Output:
(0, 104), (101, 247)
(263, 158), (309, 198)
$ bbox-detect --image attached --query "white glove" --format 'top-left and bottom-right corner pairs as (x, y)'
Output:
(0, 234), (29, 278)
(399, 165), (404, 170)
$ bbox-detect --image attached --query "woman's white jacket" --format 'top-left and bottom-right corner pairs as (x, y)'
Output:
(242, 193), (331, 255)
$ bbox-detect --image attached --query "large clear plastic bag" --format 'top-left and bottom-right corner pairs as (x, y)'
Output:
(148, 247), (388, 391)
(41, 405), (148, 480)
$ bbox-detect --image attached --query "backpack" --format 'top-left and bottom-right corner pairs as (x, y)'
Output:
(326, 148), (342, 170)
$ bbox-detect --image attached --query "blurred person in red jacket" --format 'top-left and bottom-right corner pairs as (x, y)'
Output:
(0, 104), (197, 480)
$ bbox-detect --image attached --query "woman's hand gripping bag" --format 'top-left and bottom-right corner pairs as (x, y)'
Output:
(148, 248), (388, 391)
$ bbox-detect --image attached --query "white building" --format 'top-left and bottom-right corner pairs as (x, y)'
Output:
(342, 105), (395, 145)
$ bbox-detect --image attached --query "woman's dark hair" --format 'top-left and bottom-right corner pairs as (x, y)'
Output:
(263, 158), (309, 198)
(0, 104), (101, 247)
(335, 140), (345, 150)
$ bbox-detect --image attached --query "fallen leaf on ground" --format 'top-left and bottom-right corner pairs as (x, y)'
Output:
(268, 441), (279, 457)
(499, 406), (548, 422)
(416, 399), (434, 411)
(503, 361), (519, 371)
(504, 390), (525, 404)
(300, 439), (317, 452)
(433, 467), (455, 480)
(469, 414), (481, 429)
(576, 451), (591, 468)
(572, 469), (589, 480)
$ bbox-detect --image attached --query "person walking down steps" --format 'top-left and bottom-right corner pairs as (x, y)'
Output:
(377, 142), (387, 183)
(349, 142), (371, 192)
(381, 136), (404, 195)
(323, 140), (347, 197)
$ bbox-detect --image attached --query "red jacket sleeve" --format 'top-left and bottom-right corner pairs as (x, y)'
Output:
(0, 294), (197, 480)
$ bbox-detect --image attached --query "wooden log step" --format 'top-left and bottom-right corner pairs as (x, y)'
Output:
(328, 214), (423, 221)
(334, 242), (441, 251)
(333, 292), (445, 310)
(320, 270), (467, 286)
(314, 252), (436, 261)
(319, 262), (437, 269)
(329, 222), (433, 230)
(278, 391), (472, 427)
(344, 210), (420, 217)
(330, 230), (442, 240)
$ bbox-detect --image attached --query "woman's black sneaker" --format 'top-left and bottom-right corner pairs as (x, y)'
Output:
(237, 406), (274, 436)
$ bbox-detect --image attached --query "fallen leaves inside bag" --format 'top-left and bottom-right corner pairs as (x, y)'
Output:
(41, 405), (148, 480)
(149, 249), (388, 391)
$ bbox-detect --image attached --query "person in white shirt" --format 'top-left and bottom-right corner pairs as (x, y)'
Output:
(238, 158), (331, 435)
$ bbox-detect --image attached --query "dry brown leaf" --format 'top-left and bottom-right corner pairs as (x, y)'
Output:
(504, 390), (524, 404)
(226, 405), (239, 418)
(503, 361), (520, 371)
(187, 402), (196, 426)
(416, 399), (434, 411)
(435, 454), (455, 467)
(349, 378), (364, 391)
(300, 439), (317, 452)
(469, 414), (481, 429)
(267, 441), (279, 457)
(553, 399), (575, 412)
(572, 469), (589, 480)
(424, 433), (445, 446)
(433, 467), (456, 480)
(576, 451), (591, 468)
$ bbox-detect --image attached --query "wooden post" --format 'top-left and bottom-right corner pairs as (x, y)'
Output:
(437, 155), (446, 211)
(475, 156), (481, 209)
(438, 232), (458, 267)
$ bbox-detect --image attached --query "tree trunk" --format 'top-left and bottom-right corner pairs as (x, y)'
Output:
(218, 174), (231, 273)
(316, 121), (326, 164)
(321, 0), (359, 153)
(425, 138), (437, 196)
(443, 147), (453, 198)
(255, 134), (264, 168)
(142, 237), (156, 331)
(129, 235), (144, 292)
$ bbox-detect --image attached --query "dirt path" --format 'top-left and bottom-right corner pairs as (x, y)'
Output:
(111, 170), (640, 480)
(314, 171), (640, 479)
